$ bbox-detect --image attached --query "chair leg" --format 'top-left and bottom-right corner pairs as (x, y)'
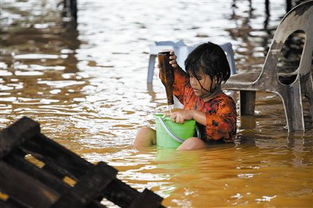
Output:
(302, 74), (313, 123)
(240, 91), (256, 116)
(280, 85), (305, 132)
(147, 55), (156, 84)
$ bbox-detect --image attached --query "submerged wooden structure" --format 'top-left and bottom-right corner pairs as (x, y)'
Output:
(0, 117), (164, 208)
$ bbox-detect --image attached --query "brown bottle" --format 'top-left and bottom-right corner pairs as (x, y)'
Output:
(157, 51), (174, 105)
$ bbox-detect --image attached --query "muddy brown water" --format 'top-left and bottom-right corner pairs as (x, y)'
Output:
(1, 0), (312, 207)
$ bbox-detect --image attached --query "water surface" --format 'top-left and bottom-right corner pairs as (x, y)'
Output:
(1, 0), (312, 207)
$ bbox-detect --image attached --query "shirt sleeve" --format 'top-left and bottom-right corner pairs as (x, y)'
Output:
(205, 96), (237, 142)
(172, 67), (189, 104)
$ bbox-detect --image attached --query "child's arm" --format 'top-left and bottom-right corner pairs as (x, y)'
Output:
(170, 109), (206, 125)
(170, 96), (237, 141)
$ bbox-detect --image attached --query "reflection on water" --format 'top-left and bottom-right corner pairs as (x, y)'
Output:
(1, 0), (312, 207)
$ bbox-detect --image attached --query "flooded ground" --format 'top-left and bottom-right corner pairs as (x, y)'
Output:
(1, 0), (312, 207)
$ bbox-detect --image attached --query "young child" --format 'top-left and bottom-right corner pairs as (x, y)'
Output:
(134, 42), (237, 150)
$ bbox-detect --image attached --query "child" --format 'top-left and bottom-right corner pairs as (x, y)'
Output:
(134, 42), (237, 150)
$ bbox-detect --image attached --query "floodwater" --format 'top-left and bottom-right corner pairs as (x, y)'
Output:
(1, 0), (312, 207)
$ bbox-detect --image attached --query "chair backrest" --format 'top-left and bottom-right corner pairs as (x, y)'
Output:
(260, 1), (313, 83)
(181, 42), (237, 75)
(149, 40), (237, 74)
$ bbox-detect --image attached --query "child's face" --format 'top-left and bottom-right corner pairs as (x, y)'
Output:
(189, 71), (215, 97)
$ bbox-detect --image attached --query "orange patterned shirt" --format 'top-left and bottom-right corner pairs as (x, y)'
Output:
(173, 68), (237, 143)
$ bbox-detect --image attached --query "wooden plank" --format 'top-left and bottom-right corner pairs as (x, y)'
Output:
(129, 189), (164, 208)
(73, 162), (117, 201)
(22, 133), (92, 180)
(0, 197), (28, 208)
(0, 117), (164, 208)
(4, 152), (108, 208)
(86, 201), (107, 208)
(21, 133), (156, 207)
(0, 117), (40, 159)
(42, 164), (67, 179)
(51, 162), (117, 208)
(0, 161), (59, 208)
(101, 180), (140, 207)
(7, 124), (163, 207)
(0, 200), (18, 208)
(4, 150), (72, 195)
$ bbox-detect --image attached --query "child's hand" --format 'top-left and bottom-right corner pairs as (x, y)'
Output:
(157, 51), (178, 69)
(170, 109), (193, 123)
(169, 51), (178, 68)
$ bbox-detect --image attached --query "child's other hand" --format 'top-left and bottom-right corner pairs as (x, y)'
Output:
(170, 109), (193, 123)
(169, 51), (178, 68)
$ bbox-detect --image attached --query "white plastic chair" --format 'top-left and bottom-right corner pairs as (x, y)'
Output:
(222, 1), (313, 132)
(147, 40), (237, 84)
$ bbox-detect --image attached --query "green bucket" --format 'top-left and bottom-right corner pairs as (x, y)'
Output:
(154, 113), (198, 148)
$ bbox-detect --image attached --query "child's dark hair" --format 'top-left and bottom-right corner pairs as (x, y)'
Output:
(185, 42), (230, 83)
